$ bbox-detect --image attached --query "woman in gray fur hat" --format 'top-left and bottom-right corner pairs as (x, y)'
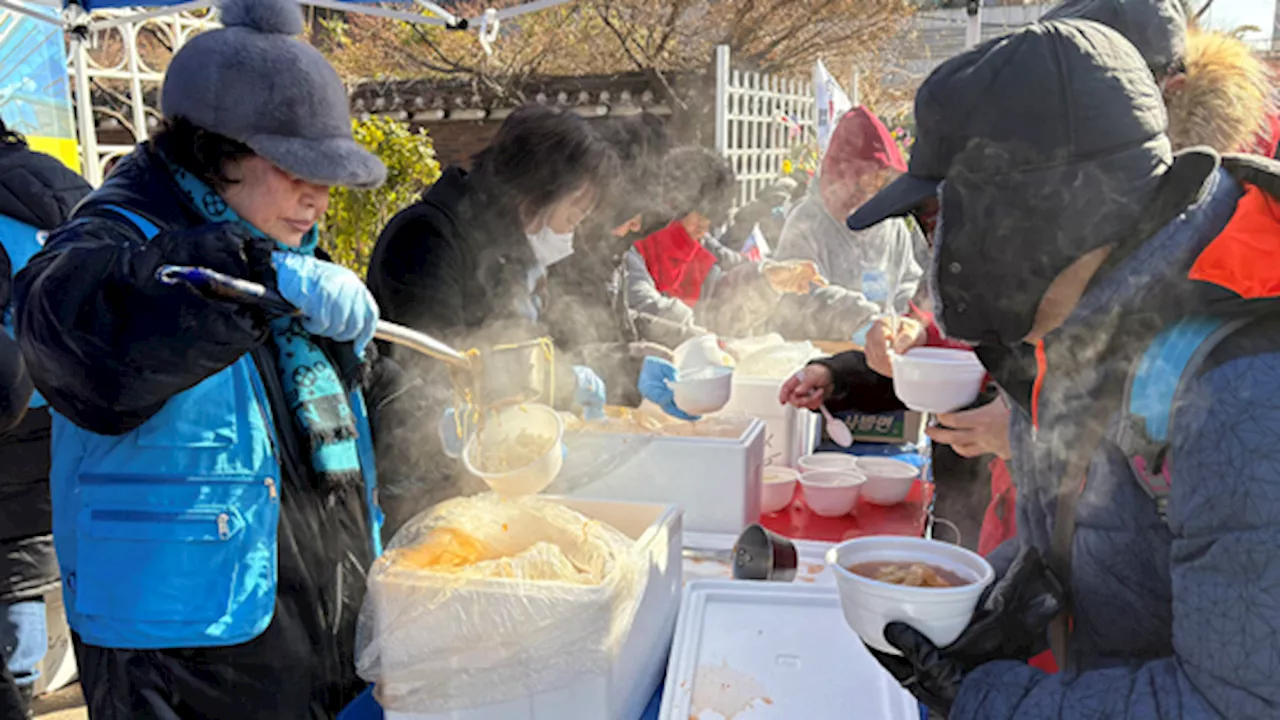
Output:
(10, 0), (420, 716)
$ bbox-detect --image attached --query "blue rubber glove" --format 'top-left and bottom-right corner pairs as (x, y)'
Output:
(573, 365), (607, 420)
(638, 357), (700, 421)
(273, 251), (379, 355)
(851, 319), (874, 347)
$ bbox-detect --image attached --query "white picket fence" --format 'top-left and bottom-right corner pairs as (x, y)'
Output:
(713, 45), (816, 208)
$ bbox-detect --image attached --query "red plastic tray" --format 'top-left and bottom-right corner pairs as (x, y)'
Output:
(759, 480), (933, 543)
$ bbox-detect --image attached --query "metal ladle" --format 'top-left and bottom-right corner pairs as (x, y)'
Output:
(156, 264), (474, 369)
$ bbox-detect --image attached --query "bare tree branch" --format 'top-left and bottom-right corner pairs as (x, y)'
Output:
(323, 0), (917, 101)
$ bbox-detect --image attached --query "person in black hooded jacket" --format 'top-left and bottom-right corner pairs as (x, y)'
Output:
(0, 119), (91, 715)
(367, 104), (619, 536)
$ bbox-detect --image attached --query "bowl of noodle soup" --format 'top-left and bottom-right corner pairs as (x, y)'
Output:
(826, 536), (994, 655)
(463, 404), (565, 497)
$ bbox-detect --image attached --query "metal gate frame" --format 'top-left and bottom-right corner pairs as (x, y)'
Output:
(65, 4), (216, 185)
(713, 44), (816, 208)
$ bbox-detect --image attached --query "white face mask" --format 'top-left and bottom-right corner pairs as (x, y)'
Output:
(527, 225), (576, 268)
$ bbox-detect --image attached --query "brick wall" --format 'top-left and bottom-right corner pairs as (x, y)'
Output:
(413, 111), (703, 170)
(414, 120), (501, 169)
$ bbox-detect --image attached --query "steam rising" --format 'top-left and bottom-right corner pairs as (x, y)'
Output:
(947, 142), (1222, 532)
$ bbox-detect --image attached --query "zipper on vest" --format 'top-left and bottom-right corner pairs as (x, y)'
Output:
(217, 512), (231, 540)
(265, 477), (277, 499)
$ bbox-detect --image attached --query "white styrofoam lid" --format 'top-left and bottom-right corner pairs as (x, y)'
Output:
(660, 581), (919, 720)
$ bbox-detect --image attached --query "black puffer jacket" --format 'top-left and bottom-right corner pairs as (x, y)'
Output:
(0, 138), (90, 603)
(0, 139), (90, 231)
(368, 167), (560, 534)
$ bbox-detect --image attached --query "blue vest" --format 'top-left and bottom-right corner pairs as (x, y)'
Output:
(0, 213), (48, 408)
(51, 208), (382, 649)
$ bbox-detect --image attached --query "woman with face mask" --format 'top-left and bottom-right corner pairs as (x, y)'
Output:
(367, 105), (618, 535)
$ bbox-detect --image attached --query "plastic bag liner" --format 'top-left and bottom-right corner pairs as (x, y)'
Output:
(734, 341), (823, 379)
(355, 493), (647, 713)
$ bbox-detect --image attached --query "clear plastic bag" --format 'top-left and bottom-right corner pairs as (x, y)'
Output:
(356, 493), (647, 713)
(734, 341), (824, 379)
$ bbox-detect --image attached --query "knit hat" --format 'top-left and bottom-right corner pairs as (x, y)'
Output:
(820, 107), (906, 218)
(161, 0), (385, 189)
(822, 107), (907, 180)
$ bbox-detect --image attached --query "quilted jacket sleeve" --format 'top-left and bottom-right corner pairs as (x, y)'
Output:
(769, 286), (882, 343)
(615, 247), (704, 348)
(14, 215), (275, 435)
(951, 338), (1280, 720)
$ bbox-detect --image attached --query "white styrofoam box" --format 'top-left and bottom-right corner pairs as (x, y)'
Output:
(382, 498), (683, 720)
(552, 418), (766, 535)
(659, 581), (918, 720)
(719, 376), (820, 467)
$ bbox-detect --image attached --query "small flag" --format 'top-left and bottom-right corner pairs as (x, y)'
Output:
(742, 223), (771, 262)
(814, 60), (853, 156)
(777, 114), (803, 140)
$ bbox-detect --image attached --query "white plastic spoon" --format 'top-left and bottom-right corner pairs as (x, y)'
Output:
(821, 403), (853, 448)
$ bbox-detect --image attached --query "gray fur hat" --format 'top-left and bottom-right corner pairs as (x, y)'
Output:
(161, 0), (385, 189)
(1042, 0), (1188, 74)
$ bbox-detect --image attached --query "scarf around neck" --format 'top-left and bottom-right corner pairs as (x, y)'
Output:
(165, 157), (364, 490)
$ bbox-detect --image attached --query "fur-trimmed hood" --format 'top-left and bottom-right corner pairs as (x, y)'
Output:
(1165, 28), (1275, 153)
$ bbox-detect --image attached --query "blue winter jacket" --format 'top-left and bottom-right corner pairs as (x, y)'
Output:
(12, 146), (387, 652)
(953, 157), (1280, 719)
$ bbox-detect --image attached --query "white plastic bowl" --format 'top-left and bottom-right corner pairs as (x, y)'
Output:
(827, 536), (994, 655)
(761, 466), (800, 514)
(799, 469), (866, 517)
(890, 348), (986, 413)
(462, 404), (564, 497)
(857, 458), (920, 506)
(670, 365), (734, 416)
(673, 334), (731, 372)
(797, 452), (859, 475)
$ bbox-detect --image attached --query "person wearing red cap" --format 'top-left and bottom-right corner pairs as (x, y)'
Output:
(774, 107), (925, 329)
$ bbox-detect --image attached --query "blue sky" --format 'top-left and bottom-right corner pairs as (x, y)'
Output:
(1199, 0), (1275, 47)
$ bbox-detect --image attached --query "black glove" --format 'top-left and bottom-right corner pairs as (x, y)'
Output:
(134, 223), (276, 291)
(869, 547), (1066, 717)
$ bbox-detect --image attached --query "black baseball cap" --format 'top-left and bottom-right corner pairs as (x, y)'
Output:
(849, 19), (1166, 234)
(853, 20), (1171, 344)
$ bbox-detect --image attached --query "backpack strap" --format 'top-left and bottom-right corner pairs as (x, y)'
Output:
(96, 204), (162, 241)
(1117, 316), (1251, 523)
